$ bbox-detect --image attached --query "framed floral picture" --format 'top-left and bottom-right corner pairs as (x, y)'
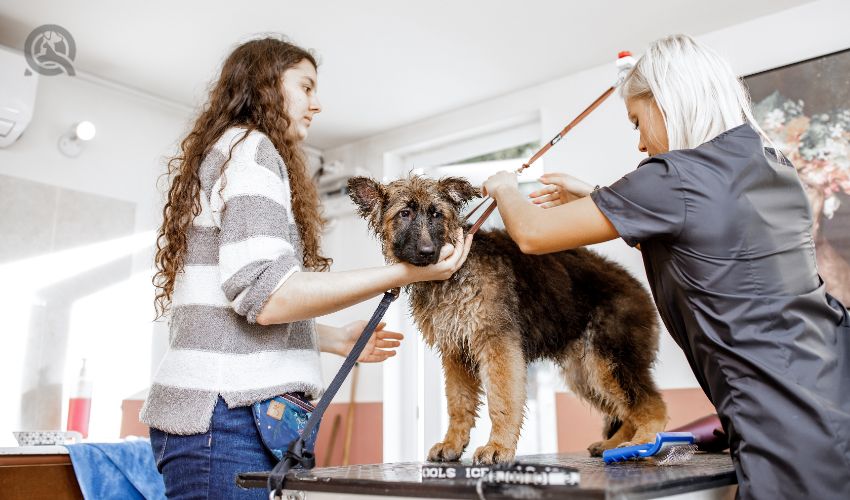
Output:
(745, 49), (850, 304)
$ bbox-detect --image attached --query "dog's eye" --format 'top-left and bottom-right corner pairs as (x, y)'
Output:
(431, 211), (442, 219)
(399, 209), (411, 218)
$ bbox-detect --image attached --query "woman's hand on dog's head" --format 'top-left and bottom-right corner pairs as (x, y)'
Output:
(406, 228), (473, 283)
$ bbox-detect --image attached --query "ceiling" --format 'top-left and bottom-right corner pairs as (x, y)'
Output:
(0, 0), (814, 150)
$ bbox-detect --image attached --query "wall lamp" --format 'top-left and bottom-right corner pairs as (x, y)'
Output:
(58, 121), (96, 158)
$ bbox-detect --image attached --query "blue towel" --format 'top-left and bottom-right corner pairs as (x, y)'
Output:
(66, 440), (166, 500)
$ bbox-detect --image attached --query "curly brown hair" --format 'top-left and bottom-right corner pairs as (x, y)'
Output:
(153, 37), (331, 319)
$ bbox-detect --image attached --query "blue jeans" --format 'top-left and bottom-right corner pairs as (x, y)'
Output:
(149, 397), (276, 499)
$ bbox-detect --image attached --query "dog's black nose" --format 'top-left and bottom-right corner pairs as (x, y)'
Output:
(417, 244), (435, 259)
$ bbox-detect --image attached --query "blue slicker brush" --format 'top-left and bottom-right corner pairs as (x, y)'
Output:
(603, 432), (697, 465)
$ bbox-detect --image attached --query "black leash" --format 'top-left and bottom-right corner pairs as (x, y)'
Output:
(267, 289), (399, 499)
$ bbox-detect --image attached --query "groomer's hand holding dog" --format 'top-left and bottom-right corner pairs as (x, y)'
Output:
(482, 170), (518, 197)
(406, 228), (474, 283)
(529, 172), (595, 208)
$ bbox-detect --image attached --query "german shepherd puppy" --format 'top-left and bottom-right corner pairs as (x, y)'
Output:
(348, 175), (667, 464)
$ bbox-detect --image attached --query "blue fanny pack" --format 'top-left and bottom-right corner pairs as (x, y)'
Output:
(252, 393), (321, 462)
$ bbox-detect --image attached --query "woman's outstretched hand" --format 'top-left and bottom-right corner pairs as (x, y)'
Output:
(528, 172), (596, 208)
(338, 320), (403, 363)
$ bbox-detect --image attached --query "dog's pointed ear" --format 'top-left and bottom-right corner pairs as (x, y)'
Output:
(348, 176), (385, 225)
(437, 176), (480, 209)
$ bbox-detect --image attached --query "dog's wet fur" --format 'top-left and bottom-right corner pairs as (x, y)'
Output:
(349, 175), (668, 464)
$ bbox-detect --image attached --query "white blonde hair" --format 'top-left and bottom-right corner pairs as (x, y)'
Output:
(621, 34), (771, 151)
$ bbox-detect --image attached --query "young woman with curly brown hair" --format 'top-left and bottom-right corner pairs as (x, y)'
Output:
(142, 37), (472, 499)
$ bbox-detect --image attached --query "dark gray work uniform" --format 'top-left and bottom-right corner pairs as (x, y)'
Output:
(591, 124), (850, 499)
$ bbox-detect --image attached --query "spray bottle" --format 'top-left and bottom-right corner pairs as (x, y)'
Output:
(615, 50), (637, 86)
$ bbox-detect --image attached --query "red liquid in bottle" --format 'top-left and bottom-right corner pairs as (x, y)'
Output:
(67, 359), (92, 439)
(67, 397), (91, 438)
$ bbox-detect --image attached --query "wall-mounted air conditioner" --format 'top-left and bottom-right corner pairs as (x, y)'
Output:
(316, 160), (370, 221)
(0, 45), (39, 148)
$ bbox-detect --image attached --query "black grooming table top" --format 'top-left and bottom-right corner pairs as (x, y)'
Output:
(237, 452), (736, 499)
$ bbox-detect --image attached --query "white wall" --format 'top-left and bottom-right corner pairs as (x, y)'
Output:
(0, 59), (192, 444)
(0, 73), (191, 234)
(321, 0), (850, 459)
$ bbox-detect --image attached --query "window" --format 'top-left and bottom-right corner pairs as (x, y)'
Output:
(428, 141), (543, 231)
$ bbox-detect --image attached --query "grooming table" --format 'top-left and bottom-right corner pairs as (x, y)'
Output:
(237, 452), (736, 499)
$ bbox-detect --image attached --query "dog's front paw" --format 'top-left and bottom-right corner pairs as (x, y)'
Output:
(587, 440), (606, 457)
(428, 441), (465, 462)
(472, 443), (515, 464)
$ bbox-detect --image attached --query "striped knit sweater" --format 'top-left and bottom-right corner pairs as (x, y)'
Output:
(141, 127), (324, 434)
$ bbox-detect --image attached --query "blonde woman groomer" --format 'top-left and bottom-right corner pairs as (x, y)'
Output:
(483, 35), (850, 500)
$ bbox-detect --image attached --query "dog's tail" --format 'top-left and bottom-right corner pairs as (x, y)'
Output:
(604, 415), (623, 439)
